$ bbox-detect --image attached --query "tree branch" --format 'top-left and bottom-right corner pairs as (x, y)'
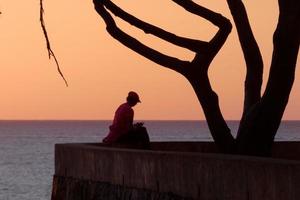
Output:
(262, 0), (300, 103)
(40, 0), (68, 86)
(226, 0), (263, 116)
(172, 0), (232, 70)
(94, 1), (189, 74)
(102, 0), (210, 53)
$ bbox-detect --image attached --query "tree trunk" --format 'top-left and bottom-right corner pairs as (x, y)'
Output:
(188, 72), (235, 154)
(236, 0), (300, 156)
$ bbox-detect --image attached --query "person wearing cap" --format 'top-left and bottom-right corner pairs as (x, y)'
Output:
(102, 91), (141, 144)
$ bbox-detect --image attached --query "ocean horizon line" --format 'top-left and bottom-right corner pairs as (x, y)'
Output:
(0, 119), (299, 122)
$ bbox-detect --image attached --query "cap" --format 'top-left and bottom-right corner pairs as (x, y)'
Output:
(127, 91), (141, 103)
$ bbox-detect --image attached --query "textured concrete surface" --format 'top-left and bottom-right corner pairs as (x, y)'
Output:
(51, 176), (191, 200)
(52, 142), (300, 200)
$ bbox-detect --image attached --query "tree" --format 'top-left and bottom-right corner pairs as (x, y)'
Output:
(93, 0), (300, 156)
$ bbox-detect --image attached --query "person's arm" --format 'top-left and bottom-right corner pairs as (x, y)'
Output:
(129, 109), (134, 127)
(123, 108), (134, 134)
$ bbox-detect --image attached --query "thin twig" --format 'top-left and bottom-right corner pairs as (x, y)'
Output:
(40, 0), (68, 86)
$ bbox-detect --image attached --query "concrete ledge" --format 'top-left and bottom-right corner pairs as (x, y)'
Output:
(52, 142), (300, 200)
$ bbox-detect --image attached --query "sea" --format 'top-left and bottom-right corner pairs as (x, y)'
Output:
(0, 120), (300, 200)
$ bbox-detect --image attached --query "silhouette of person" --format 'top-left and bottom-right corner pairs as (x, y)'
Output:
(102, 91), (141, 144)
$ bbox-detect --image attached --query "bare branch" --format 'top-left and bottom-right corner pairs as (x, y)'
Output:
(173, 0), (232, 50)
(226, 0), (263, 115)
(94, 1), (189, 74)
(263, 0), (300, 101)
(40, 0), (68, 86)
(102, 0), (210, 53)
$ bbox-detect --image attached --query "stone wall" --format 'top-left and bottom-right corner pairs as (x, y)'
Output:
(52, 142), (300, 200)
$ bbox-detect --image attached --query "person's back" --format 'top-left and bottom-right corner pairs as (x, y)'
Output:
(103, 102), (134, 143)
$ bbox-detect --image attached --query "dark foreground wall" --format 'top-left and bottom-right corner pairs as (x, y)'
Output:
(52, 142), (300, 200)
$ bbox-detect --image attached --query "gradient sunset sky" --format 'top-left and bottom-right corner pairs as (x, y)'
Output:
(0, 0), (299, 120)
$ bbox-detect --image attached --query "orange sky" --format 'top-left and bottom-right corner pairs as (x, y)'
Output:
(0, 0), (299, 120)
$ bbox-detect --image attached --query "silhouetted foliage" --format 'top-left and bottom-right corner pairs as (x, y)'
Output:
(93, 0), (300, 156)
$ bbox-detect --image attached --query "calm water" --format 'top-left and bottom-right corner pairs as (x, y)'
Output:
(0, 120), (300, 200)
